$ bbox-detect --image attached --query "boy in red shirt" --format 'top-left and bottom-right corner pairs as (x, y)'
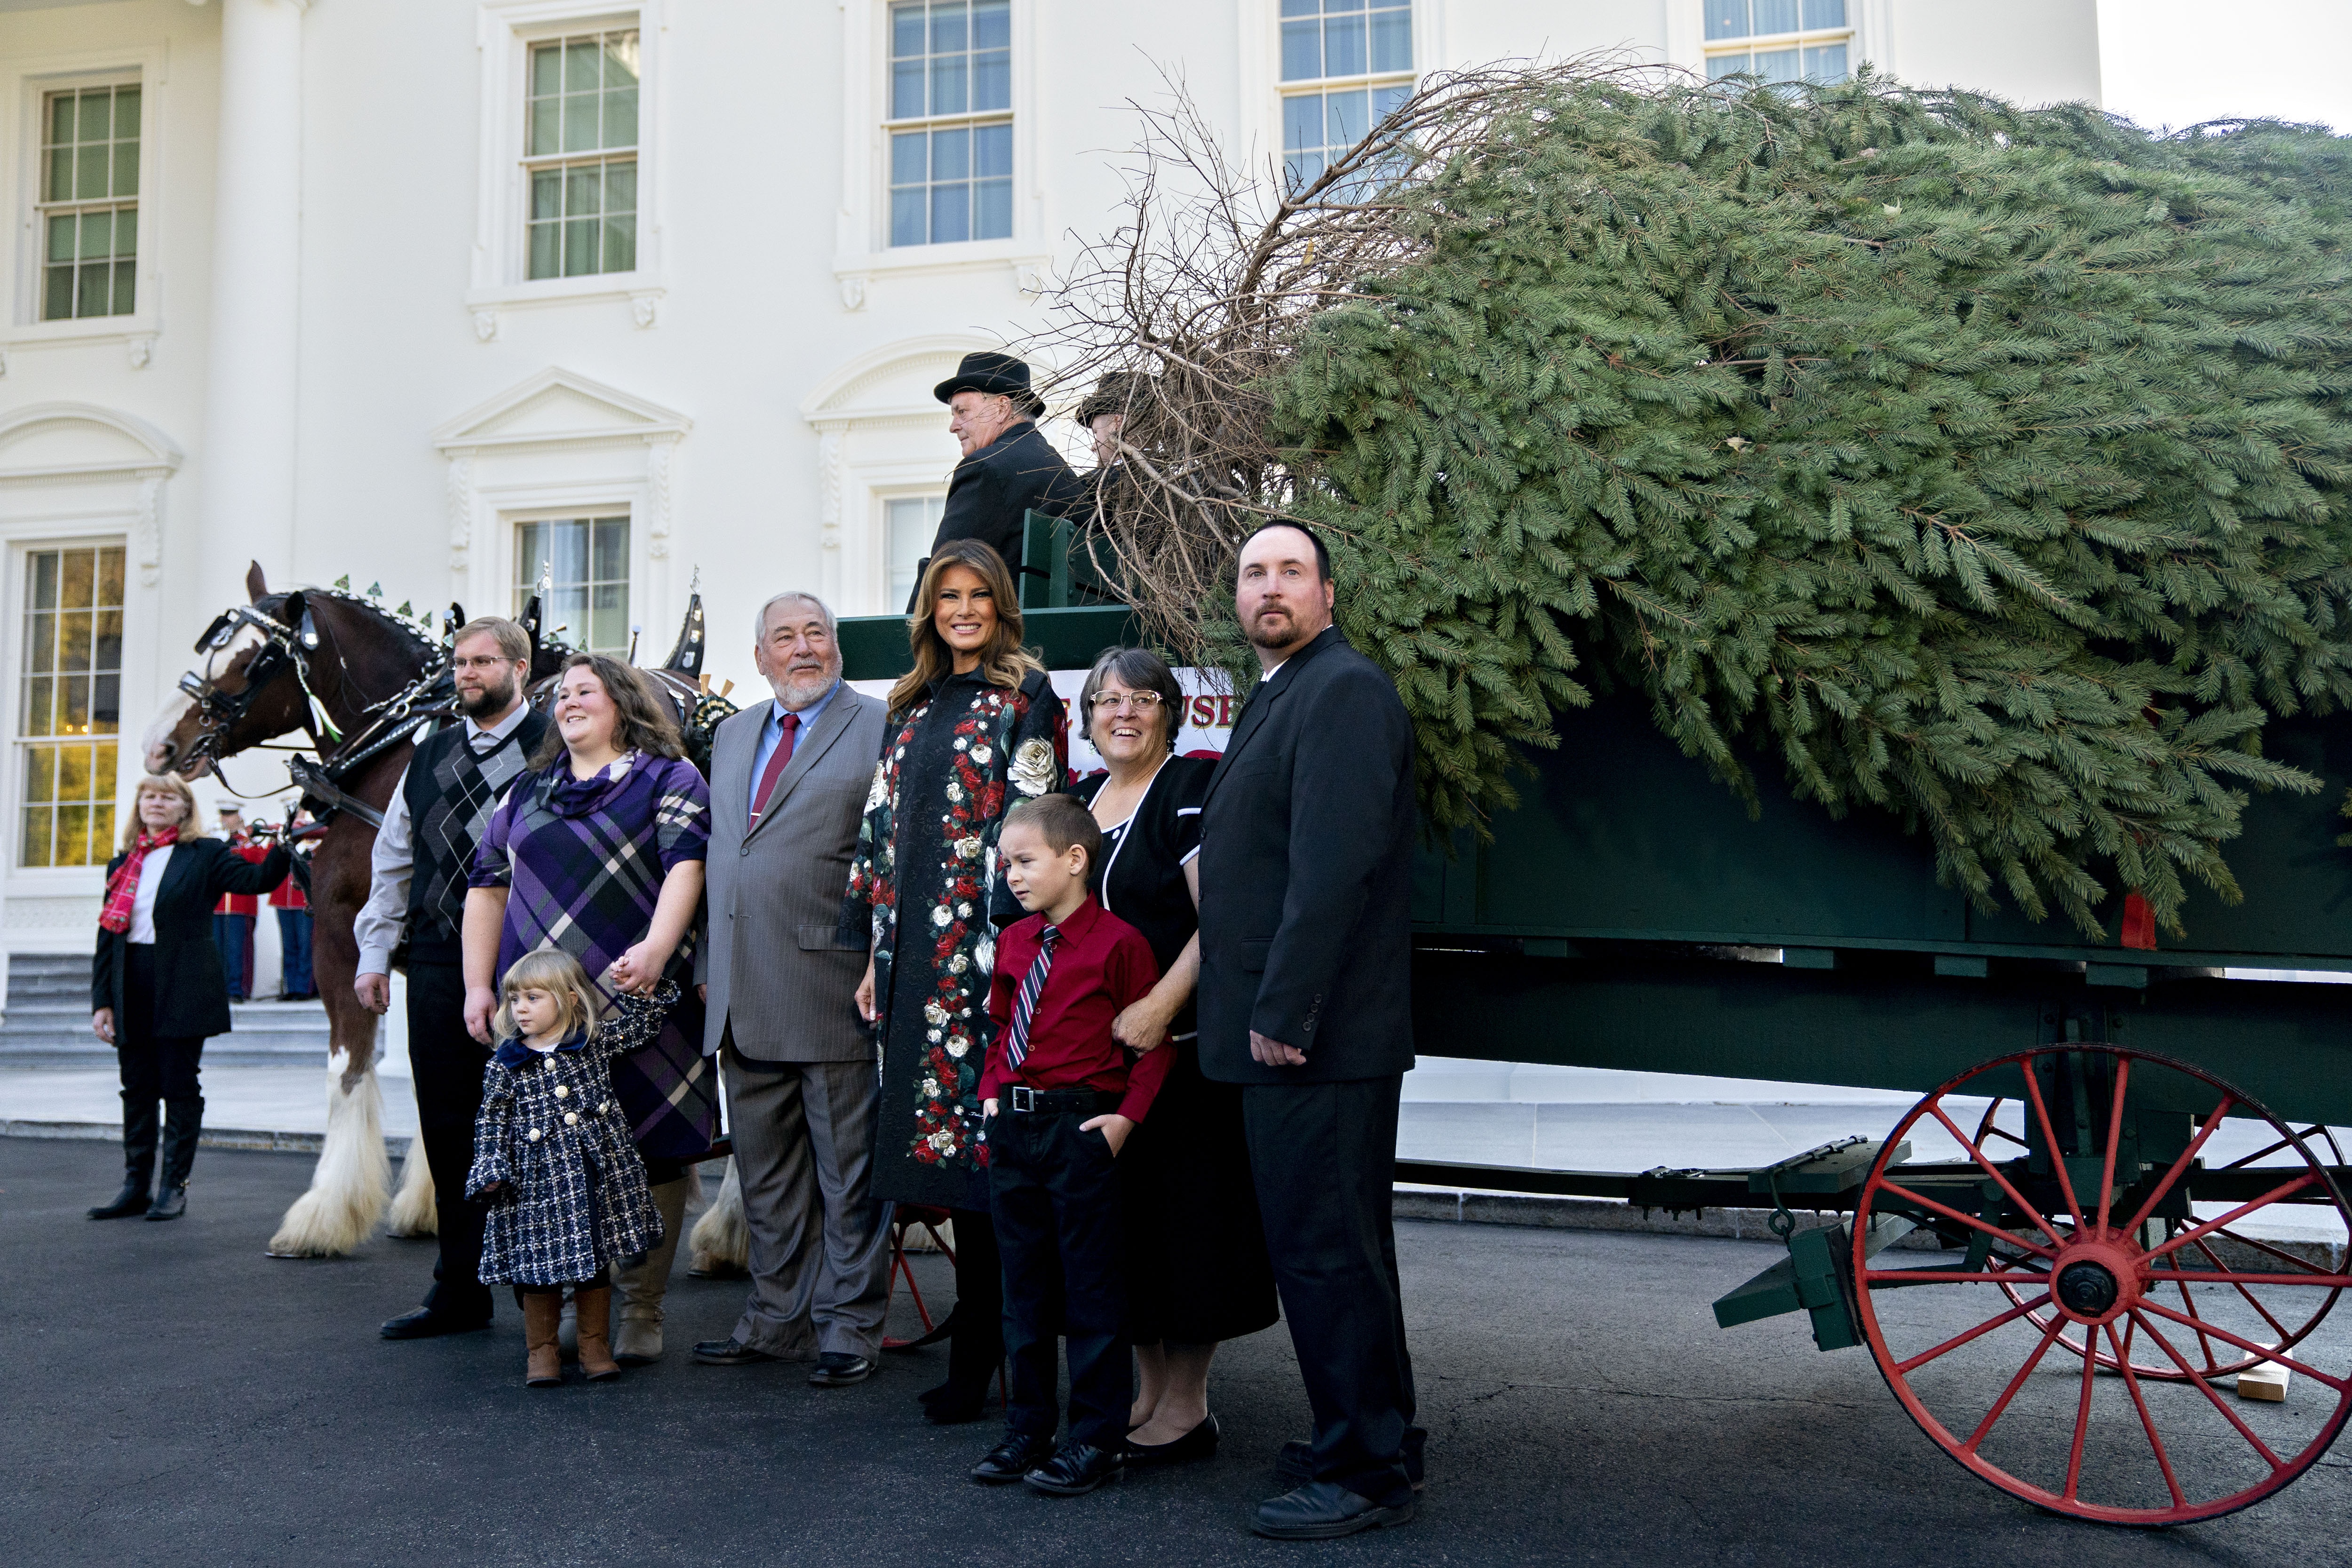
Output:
(968, 794), (1168, 1497)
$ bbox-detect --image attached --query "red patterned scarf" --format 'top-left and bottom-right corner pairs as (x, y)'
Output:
(100, 827), (180, 934)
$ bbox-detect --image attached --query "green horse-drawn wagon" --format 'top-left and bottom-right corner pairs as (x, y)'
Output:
(843, 515), (2352, 1528)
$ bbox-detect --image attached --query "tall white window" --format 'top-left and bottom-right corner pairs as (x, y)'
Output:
(1705, 0), (1851, 85)
(886, 0), (1012, 246)
(1280, 0), (1412, 191)
(16, 544), (123, 868)
(515, 516), (631, 655)
(37, 83), (140, 321)
(524, 29), (640, 279)
(885, 495), (946, 607)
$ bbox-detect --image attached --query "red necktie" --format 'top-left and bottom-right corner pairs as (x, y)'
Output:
(749, 711), (800, 827)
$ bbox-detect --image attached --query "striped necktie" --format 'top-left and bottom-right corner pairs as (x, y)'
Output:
(1003, 925), (1059, 1075)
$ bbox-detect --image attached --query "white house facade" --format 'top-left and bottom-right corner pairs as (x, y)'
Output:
(0, 0), (2101, 958)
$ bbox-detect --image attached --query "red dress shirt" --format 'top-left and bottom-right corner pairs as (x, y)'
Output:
(981, 895), (1170, 1123)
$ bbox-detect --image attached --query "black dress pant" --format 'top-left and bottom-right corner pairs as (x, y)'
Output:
(407, 963), (494, 1320)
(118, 944), (204, 1104)
(987, 1109), (1128, 1449)
(1244, 1073), (1417, 1506)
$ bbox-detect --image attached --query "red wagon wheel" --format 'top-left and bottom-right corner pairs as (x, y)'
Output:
(1965, 1098), (2347, 1382)
(1856, 1044), (2352, 1525)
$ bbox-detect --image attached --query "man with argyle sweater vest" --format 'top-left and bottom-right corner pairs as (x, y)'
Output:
(355, 618), (549, 1339)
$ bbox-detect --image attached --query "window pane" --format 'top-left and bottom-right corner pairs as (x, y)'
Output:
(61, 550), (93, 611)
(22, 747), (53, 804)
(114, 206), (137, 258)
(891, 187), (927, 246)
(1373, 80), (1413, 124)
(974, 121), (1012, 178)
(931, 1), (968, 55)
(932, 126), (969, 181)
(1705, 0), (1748, 40)
(1756, 46), (1801, 83)
(57, 804), (90, 866)
(78, 91), (109, 142)
(891, 130), (928, 186)
(112, 261), (135, 316)
(892, 1), (925, 56)
(931, 181), (970, 244)
(1284, 149), (1325, 191)
(78, 143), (109, 201)
(1708, 51), (1749, 80)
(1282, 19), (1321, 81)
(1326, 88), (1369, 149)
(593, 517), (628, 581)
(564, 90), (600, 152)
(564, 217), (598, 276)
(972, 0), (1009, 49)
(532, 42), (562, 97)
(605, 86), (638, 148)
(43, 266), (72, 323)
(604, 32), (640, 88)
(1370, 8), (1412, 72)
(46, 147), (71, 203)
(605, 160), (636, 215)
(531, 96), (560, 155)
(565, 38), (601, 92)
(1803, 0), (1846, 26)
(115, 85), (141, 137)
(95, 672), (120, 731)
(79, 210), (112, 260)
(887, 496), (939, 610)
(49, 89), (73, 145)
(975, 178), (1011, 239)
(590, 585), (628, 656)
(1805, 42), (1847, 83)
(1280, 0), (1319, 15)
(23, 676), (51, 736)
(602, 212), (636, 273)
(114, 141), (139, 199)
(931, 51), (968, 115)
(893, 59), (925, 119)
(76, 262), (111, 318)
(20, 806), (51, 868)
(566, 164), (602, 216)
(1283, 93), (1323, 152)
(32, 553), (57, 612)
(47, 214), (73, 264)
(1324, 13), (1366, 77)
(97, 549), (124, 609)
(1754, 0), (1799, 33)
(973, 49), (1009, 111)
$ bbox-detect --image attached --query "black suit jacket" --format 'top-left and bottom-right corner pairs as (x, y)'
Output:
(92, 836), (291, 1039)
(925, 420), (1080, 579)
(1195, 626), (1417, 1085)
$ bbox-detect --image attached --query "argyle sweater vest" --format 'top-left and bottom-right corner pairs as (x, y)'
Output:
(402, 711), (547, 966)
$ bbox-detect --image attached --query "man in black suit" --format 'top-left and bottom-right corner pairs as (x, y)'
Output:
(912, 351), (1078, 605)
(1196, 522), (1421, 1540)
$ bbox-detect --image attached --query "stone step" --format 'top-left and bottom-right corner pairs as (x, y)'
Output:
(1, 999), (332, 1033)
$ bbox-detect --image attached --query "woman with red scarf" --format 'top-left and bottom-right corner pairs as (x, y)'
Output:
(89, 774), (288, 1221)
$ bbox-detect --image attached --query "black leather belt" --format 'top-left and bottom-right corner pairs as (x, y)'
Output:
(1005, 1085), (1120, 1115)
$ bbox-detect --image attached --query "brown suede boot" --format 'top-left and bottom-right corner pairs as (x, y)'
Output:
(524, 1293), (564, 1387)
(575, 1285), (620, 1381)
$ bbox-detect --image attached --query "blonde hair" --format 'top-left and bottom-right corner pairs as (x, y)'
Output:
(494, 948), (602, 1044)
(120, 773), (203, 850)
(889, 538), (1045, 719)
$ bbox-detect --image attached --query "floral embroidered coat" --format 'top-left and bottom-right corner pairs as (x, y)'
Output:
(466, 984), (673, 1286)
(843, 667), (1065, 1210)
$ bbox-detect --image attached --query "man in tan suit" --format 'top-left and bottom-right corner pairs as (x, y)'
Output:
(692, 591), (891, 1385)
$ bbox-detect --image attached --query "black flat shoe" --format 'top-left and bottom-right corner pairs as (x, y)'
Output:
(381, 1306), (493, 1340)
(88, 1181), (151, 1220)
(692, 1338), (779, 1367)
(1025, 1441), (1123, 1496)
(808, 1353), (873, 1387)
(143, 1186), (187, 1221)
(1124, 1413), (1219, 1466)
(1252, 1482), (1415, 1540)
(969, 1433), (1056, 1484)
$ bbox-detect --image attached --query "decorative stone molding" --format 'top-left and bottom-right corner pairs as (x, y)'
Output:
(1014, 263), (1046, 299)
(646, 436), (675, 558)
(135, 474), (163, 586)
(126, 336), (154, 369)
(839, 275), (868, 312)
(472, 310), (500, 343)
(445, 450), (476, 575)
(818, 429), (845, 552)
(630, 291), (661, 329)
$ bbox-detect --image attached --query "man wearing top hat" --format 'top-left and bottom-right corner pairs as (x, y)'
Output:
(916, 351), (1080, 602)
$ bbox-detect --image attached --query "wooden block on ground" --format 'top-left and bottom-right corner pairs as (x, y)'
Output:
(2236, 1359), (2290, 1402)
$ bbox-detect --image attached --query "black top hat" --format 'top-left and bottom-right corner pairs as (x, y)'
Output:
(934, 351), (1045, 418)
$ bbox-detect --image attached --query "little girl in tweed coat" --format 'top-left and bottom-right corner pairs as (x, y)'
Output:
(468, 951), (668, 1386)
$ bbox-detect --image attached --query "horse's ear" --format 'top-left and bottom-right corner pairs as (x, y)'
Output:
(281, 589), (320, 648)
(246, 562), (270, 602)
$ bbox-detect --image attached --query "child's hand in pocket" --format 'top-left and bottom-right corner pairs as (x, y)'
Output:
(1081, 1113), (1132, 1157)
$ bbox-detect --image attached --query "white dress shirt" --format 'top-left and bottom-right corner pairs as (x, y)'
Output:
(126, 845), (174, 945)
(354, 701), (533, 978)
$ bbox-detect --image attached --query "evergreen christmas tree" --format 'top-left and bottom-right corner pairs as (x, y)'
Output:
(1041, 66), (2352, 935)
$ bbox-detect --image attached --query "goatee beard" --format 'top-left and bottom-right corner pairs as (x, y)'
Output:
(458, 677), (518, 720)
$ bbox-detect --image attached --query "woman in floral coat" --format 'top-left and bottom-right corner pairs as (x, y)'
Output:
(846, 538), (1065, 1423)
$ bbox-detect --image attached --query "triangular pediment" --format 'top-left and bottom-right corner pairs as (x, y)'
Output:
(431, 368), (691, 451)
(0, 403), (181, 479)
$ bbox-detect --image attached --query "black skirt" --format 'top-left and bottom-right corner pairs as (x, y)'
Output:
(1118, 1040), (1279, 1345)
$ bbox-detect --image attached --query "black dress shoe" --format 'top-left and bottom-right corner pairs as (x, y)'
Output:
(88, 1181), (151, 1220)
(1025, 1441), (1123, 1496)
(1276, 1426), (1427, 1490)
(969, 1432), (1057, 1484)
(1124, 1413), (1219, 1466)
(380, 1305), (493, 1340)
(1252, 1481), (1415, 1540)
(143, 1186), (187, 1221)
(808, 1352), (873, 1387)
(692, 1338), (779, 1367)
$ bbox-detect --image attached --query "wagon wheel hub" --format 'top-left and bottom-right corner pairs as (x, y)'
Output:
(2055, 1258), (2119, 1319)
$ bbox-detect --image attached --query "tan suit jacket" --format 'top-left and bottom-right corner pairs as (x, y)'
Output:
(699, 685), (887, 1063)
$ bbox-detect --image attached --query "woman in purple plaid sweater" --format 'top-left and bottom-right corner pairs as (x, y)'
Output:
(463, 652), (715, 1359)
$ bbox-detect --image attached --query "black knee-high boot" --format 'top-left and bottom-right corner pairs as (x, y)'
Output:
(89, 1095), (158, 1219)
(918, 1207), (1001, 1422)
(147, 1096), (202, 1220)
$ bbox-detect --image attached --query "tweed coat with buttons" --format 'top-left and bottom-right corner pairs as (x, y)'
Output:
(467, 984), (671, 1286)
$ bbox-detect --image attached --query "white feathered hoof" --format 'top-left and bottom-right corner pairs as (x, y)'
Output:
(687, 1157), (750, 1277)
(266, 1065), (393, 1258)
(385, 1139), (438, 1238)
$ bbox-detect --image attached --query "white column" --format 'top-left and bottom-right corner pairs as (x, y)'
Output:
(195, 0), (307, 603)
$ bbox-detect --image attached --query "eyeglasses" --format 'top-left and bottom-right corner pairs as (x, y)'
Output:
(1089, 691), (1164, 713)
(452, 656), (518, 672)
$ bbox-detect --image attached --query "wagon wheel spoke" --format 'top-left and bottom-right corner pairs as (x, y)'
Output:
(2221, 1124), (2342, 1171)
(2190, 1234), (2296, 1345)
(2122, 1093), (2236, 1236)
(1863, 1268), (2054, 1287)
(1888, 1292), (2053, 1376)
(2063, 1333), (2098, 1502)
(1961, 1314), (2068, 1454)
(1927, 1101), (2065, 1249)
(2136, 1300), (2352, 1393)
(1876, 1178), (2057, 1260)
(2216, 1225), (2347, 1278)
(2143, 1173), (2318, 1265)
(2129, 1309), (2290, 1472)
(2102, 1321), (2186, 1511)
(2175, 1270), (2224, 1377)
(2095, 1057), (2130, 1234)
(2019, 1063), (2088, 1232)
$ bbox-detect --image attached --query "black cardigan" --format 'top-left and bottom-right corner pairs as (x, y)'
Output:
(92, 837), (292, 1040)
